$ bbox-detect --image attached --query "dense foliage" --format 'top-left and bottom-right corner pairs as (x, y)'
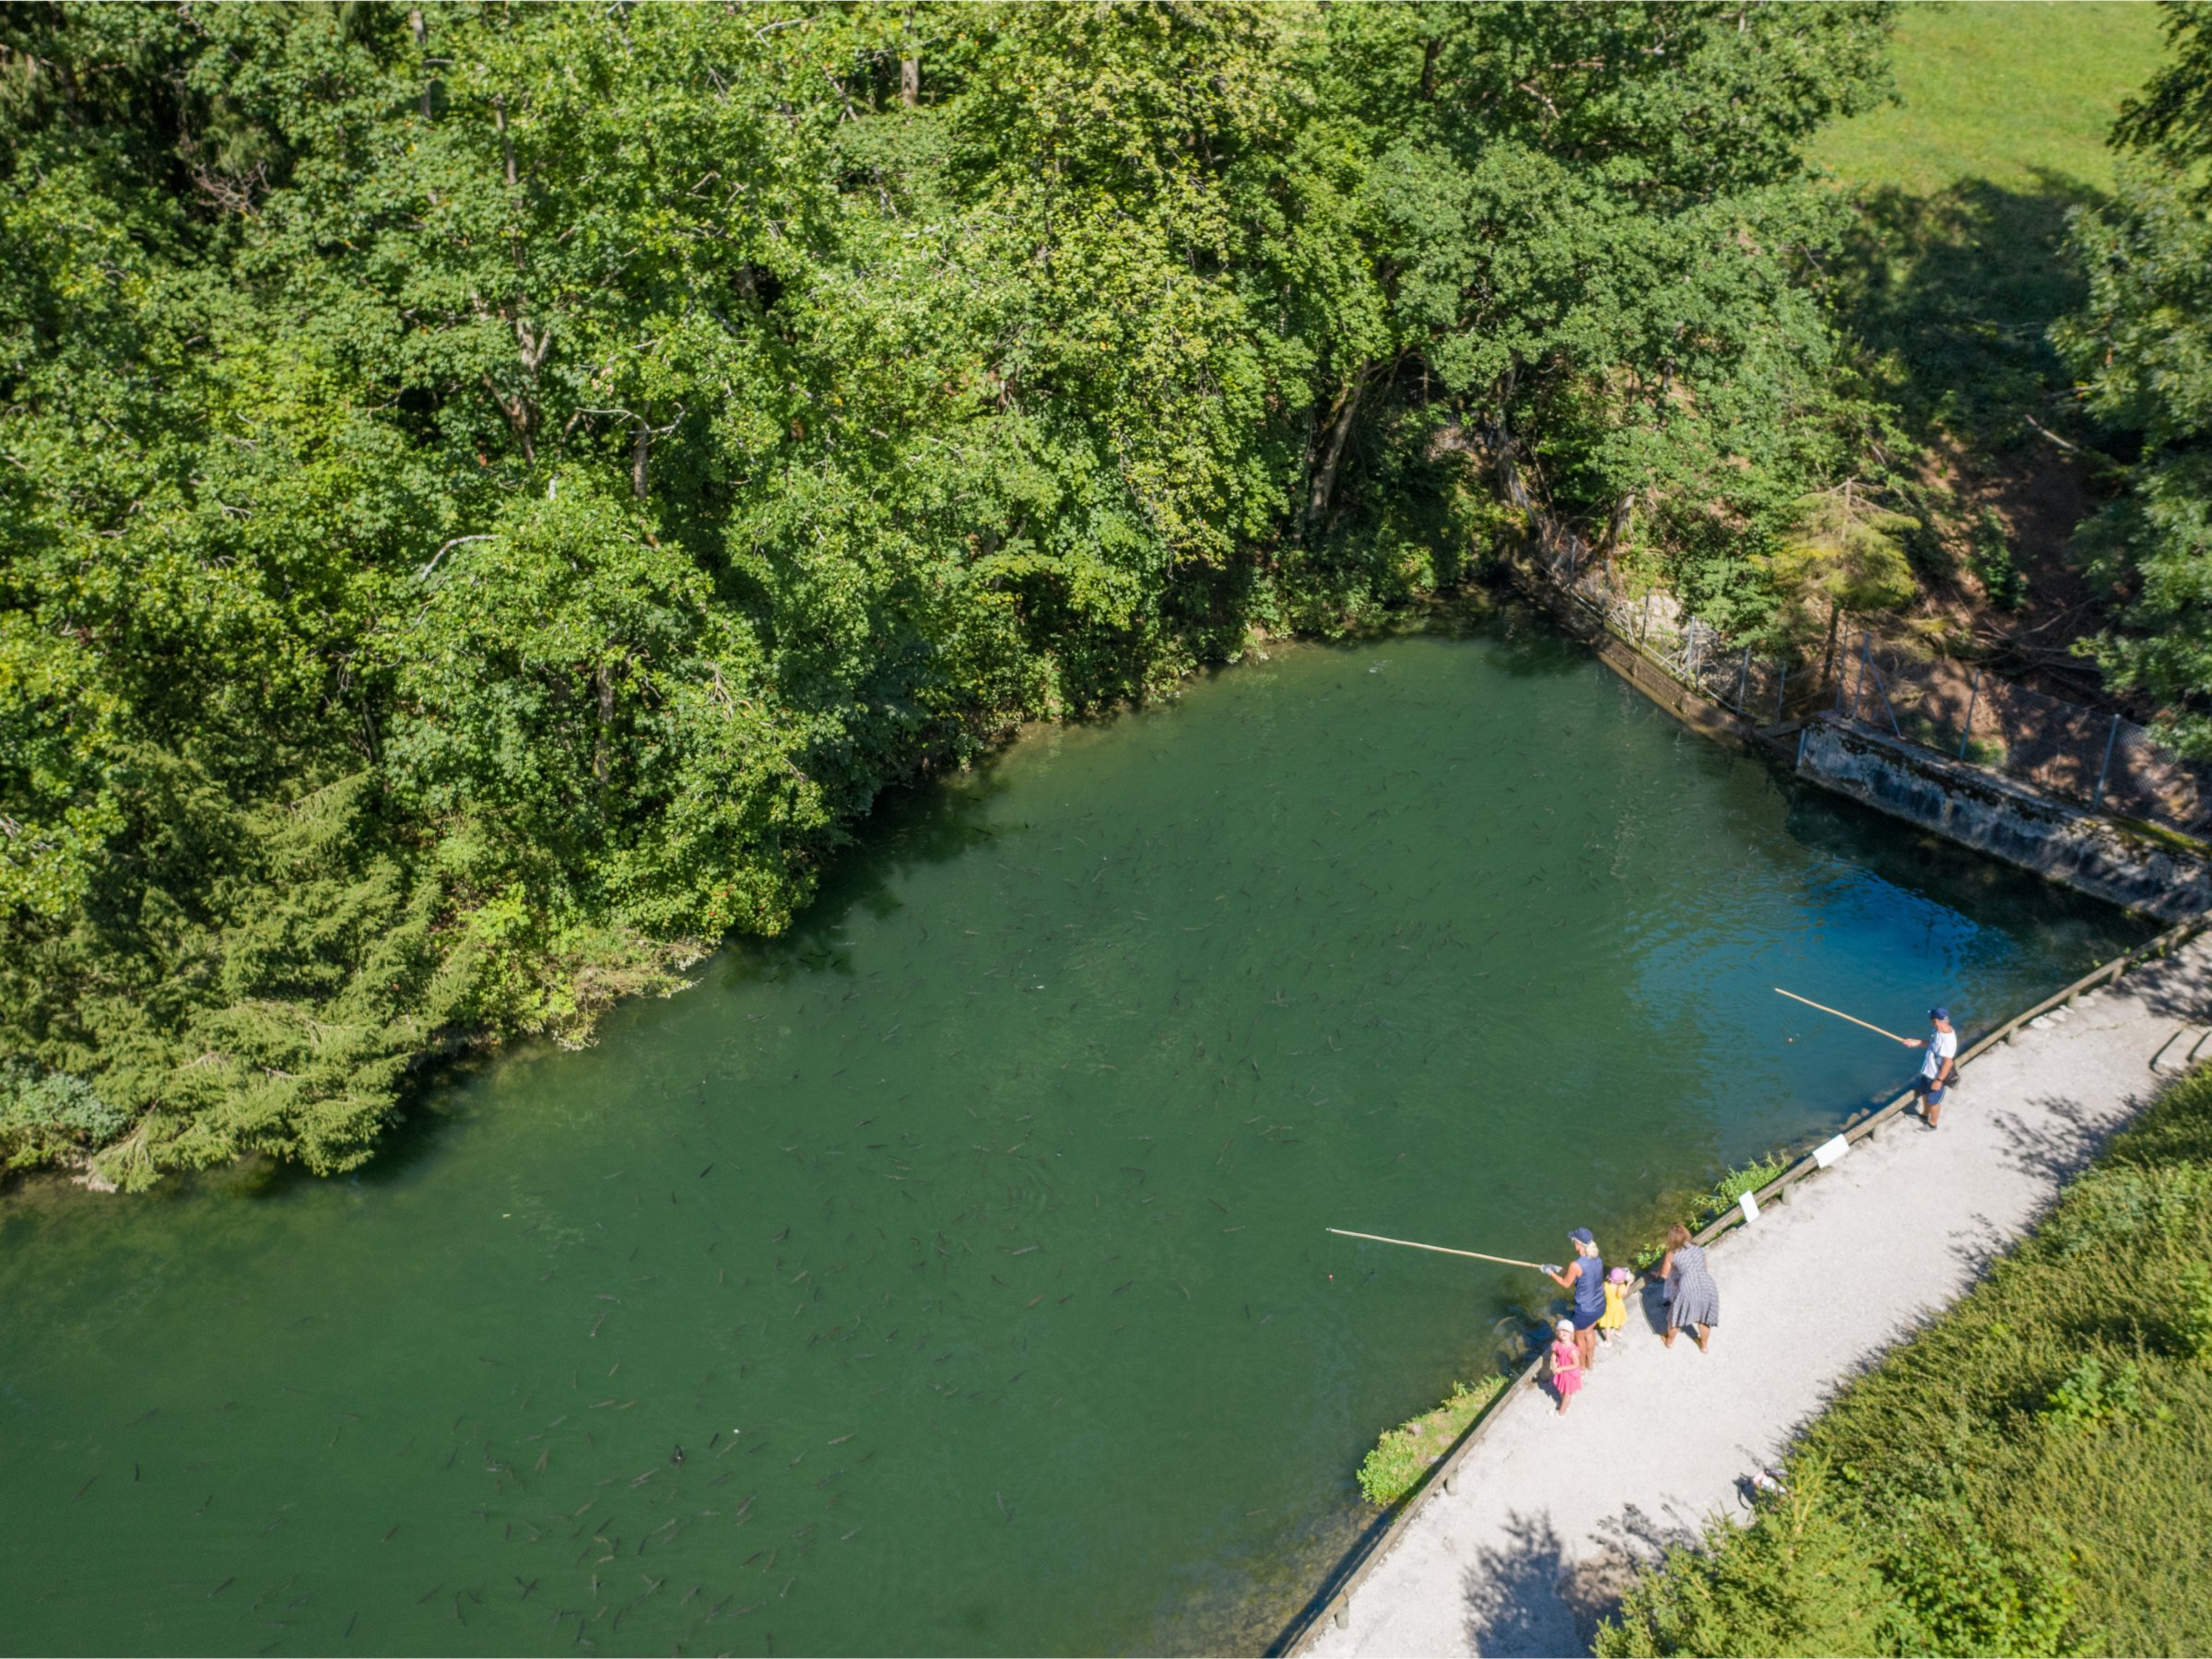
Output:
(0, 2), (1896, 1184)
(2056, 0), (2212, 754)
(1597, 1061), (2212, 1657)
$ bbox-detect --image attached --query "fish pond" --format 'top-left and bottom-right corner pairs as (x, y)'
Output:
(0, 621), (2154, 1655)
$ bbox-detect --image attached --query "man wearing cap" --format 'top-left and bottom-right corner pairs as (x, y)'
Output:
(1904, 1007), (1958, 1128)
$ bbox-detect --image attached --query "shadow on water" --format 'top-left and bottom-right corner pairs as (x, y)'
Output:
(1475, 609), (1592, 680)
(1776, 773), (2158, 961)
(141, 610), (1560, 1216)
(242, 753), (1030, 1200)
(719, 751), (1019, 988)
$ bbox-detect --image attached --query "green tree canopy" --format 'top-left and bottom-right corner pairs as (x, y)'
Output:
(0, 1), (1898, 1183)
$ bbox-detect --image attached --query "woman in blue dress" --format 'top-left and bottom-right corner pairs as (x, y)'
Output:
(1544, 1228), (1606, 1371)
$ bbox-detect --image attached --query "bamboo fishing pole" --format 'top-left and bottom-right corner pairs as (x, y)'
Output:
(1773, 986), (1912, 1045)
(1325, 1228), (1548, 1271)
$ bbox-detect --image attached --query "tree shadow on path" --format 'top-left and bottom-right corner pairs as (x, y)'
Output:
(1460, 1501), (1705, 1656)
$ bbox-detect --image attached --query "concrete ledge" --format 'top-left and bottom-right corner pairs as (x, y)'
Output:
(1796, 717), (2212, 922)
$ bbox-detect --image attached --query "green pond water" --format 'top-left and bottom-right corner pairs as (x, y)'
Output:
(0, 623), (2155, 1656)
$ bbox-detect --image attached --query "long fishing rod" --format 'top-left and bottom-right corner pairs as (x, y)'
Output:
(1325, 1228), (1547, 1271)
(1773, 987), (1912, 1045)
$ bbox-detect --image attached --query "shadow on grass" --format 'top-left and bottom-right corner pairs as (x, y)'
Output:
(1836, 169), (2129, 636)
(1839, 169), (2110, 457)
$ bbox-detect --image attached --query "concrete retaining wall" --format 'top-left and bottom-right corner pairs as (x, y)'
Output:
(1797, 718), (2212, 922)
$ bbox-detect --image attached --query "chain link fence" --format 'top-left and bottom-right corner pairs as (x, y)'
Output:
(1838, 630), (2212, 839)
(1524, 523), (1818, 724)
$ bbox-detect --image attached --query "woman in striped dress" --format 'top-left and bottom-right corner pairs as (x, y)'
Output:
(1657, 1222), (1718, 1352)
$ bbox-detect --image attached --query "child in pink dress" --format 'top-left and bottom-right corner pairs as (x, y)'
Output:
(1550, 1318), (1585, 1415)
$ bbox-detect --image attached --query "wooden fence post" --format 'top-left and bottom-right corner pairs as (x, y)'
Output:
(2092, 713), (2122, 810)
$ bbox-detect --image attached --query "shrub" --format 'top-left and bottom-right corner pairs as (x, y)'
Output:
(1969, 508), (2028, 612)
(1598, 1458), (1893, 1657)
(2174, 1261), (2212, 1363)
(1880, 1495), (2075, 1657)
(1630, 1159), (1789, 1271)
(1710, 1159), (1787, 1211)
(1355, 1375), (1507, 1507)
(2042, 1164), (2210, 1256)
(0, 1062), (127, 1171)
(2041, 1355), (2147, 1433)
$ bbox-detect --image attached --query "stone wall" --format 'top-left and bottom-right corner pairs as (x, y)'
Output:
(1797, 717), (2212, 922)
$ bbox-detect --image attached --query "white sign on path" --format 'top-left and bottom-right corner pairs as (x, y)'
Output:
(1813, 1134), (1852, 1169)
(1738, 1189), (1760, 1223)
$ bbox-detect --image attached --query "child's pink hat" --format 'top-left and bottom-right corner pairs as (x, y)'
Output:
(1607, 1266), (1632, 1283)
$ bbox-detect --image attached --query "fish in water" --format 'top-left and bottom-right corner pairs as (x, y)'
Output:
(669, 1444), (685, 1466)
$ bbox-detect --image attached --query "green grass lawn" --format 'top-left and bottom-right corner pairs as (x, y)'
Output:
(1813, 2), (2168, 194)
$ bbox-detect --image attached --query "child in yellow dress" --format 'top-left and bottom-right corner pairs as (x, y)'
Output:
(1597, 1266), (1631, 1347)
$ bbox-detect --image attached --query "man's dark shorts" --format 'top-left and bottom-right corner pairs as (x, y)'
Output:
(1913, 1076), (1947, 1107)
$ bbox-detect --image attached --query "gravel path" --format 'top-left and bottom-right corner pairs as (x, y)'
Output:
(1306, 936), (2212, 1658)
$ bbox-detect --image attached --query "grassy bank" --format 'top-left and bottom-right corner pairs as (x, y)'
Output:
(1597, 1063), (2212, 1657)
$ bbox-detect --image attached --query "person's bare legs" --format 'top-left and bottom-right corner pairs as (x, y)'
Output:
(1663, 1325), (1677, 1349)
(1576, 1327), (1597, 1371)
(1695, 1324), (1711, 1352)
